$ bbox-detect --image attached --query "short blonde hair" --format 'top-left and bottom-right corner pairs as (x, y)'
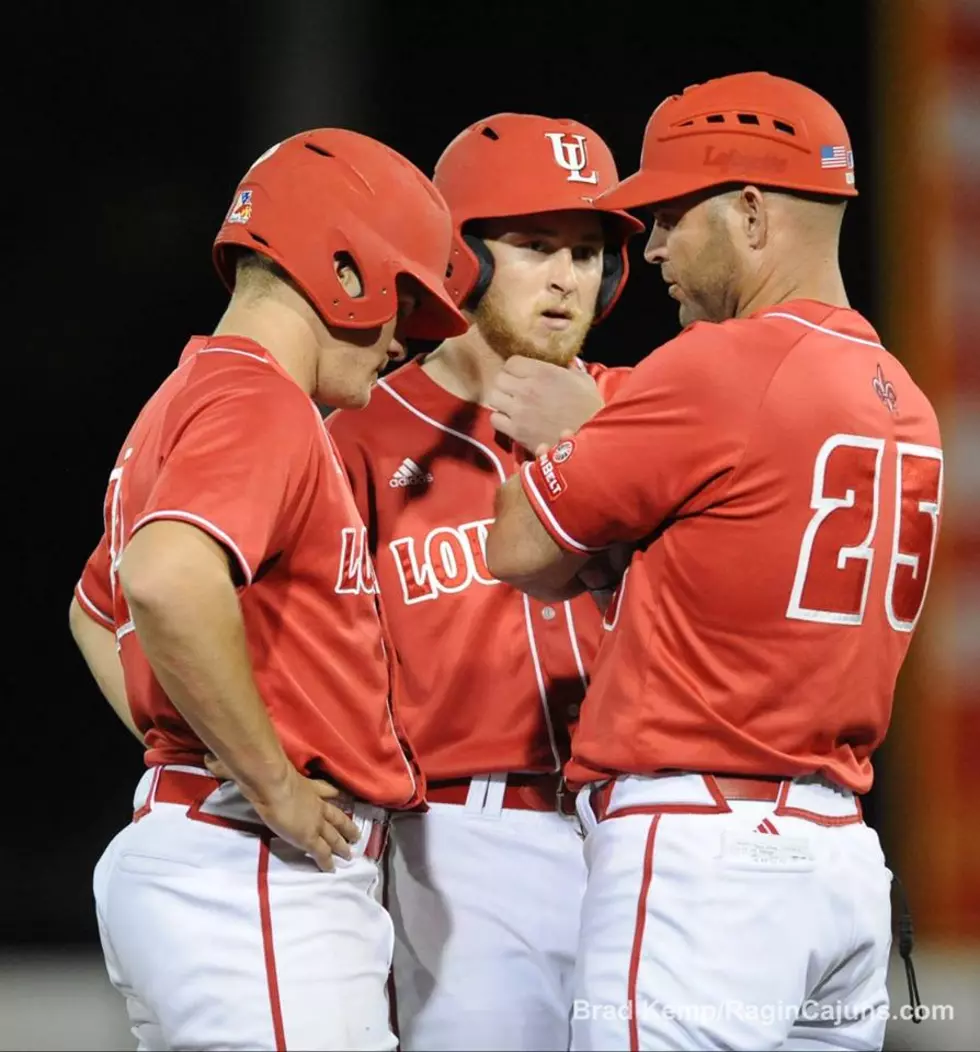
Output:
(232, 249), (289, 299)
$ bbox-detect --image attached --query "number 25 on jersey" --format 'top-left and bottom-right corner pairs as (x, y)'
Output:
(787, 434), (943, 632)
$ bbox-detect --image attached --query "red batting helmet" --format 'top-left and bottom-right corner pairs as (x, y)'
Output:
(597, 72), (858, 212)
(213, 129), (469, 341)
(433, 113), (645, 323)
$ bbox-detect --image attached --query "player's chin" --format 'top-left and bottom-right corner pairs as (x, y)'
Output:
(678, 303), (702, 330)
(320, 378), (373, 411)
(346, 383), (374, 410)
(519, 337), (583, 368)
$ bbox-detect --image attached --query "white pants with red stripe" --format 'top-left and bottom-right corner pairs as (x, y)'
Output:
(571, 773), (894, 1052)
(93, 765), (396, 1051)
(385, 785), (587, 1050)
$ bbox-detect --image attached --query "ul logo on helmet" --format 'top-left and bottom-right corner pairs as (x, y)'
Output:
(544, 132), (599, 185)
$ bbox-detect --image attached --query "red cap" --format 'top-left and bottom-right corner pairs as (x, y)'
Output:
(597, 72), (858, 211)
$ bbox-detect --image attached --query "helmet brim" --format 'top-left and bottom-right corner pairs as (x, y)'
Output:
(401, 265), (471, 340)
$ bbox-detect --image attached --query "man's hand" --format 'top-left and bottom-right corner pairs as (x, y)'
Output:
(577, 541), (635, 613)
(204, 754), (360, 872)
(487, 356), (604, 453)
(120, 520), (362, 873)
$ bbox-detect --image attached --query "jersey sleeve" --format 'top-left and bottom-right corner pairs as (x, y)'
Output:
(133, 374), (317, 584)
(521, 326), (756, 552)
(75, 532), (114, 627)
(586, 361), (635, 404)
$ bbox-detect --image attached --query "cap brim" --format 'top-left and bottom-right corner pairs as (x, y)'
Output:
(597, 167), (859, 210)
(602, 209), (646, 238)
(594, 168), (711, 211)
(402, 268), (471, 341)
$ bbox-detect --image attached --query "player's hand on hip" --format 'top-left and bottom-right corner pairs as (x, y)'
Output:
(487, 356), (603, 454)
(204, 754), (361, 872)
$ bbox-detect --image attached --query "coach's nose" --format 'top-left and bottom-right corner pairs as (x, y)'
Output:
(644, 224), (668, 265)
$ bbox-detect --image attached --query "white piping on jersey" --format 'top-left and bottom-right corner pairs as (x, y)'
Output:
(377, 624), (419, 802)
(325, 403), (417, 799)
(563, 600), (589, 695)
(518, 594), (560, 772)
(377, 378), (562, 772)
(521, 461), (603, 554)
(132, 510), (254, 586)
(321, 412), (356, 483)
(196, 346), (271, 365)
(76, 580), (113, 626)
(761, 312), (885, 349)
(115, 620), (135, 643)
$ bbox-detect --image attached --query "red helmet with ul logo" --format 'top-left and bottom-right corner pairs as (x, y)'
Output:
(433, 113), (645, 323)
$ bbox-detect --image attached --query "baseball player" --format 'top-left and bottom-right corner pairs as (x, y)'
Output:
(487, 72), (943, 1051)
(67, 129), (468, 1051)
(326, 113), (643, 1051)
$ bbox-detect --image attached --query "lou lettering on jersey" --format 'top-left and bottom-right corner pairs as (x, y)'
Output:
(389, 518), (499, 604)
(336, 526), (379, 596)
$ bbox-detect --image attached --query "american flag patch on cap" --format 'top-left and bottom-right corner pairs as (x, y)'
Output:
(820, 145), (852, 169)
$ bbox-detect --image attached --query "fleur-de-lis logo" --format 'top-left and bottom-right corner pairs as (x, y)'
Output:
(872, 364), (897, 413)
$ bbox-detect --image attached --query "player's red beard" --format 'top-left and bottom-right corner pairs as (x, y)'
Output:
(474, 284), (593, 366)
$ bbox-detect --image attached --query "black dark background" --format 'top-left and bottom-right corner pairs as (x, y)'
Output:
(9, 1), (880, 946)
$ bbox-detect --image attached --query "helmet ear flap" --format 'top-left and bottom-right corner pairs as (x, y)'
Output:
(462, 234), (495, 311)
(597, 248), (624, 319)
(463, 233), (627, 322)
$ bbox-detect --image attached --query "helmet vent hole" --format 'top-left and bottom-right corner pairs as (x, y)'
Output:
(480, 127), (500, 141)
(737, 113), (760, 125)
(773, 120), (796, 135)
(679, 120), (695, 127)
(249, 233), (270, 247)
(304, 143), (335, 158)
(706, 114), (725, 124)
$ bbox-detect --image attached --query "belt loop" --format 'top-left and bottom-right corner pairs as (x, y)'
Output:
(362, 817), (389, 862)
(462, 773), (507, 817)
(464, 774), (490, 814)
(577, 783), (600, 835)
(482, 772), (507, 818)
(133, 766), (162, 822)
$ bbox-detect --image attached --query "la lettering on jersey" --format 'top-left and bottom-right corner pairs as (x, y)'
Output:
(326, 357), (632, 781)
(74, 335), (423, 810)
(521, 301), (944, 794)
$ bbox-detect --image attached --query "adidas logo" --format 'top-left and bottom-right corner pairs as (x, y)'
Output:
(389, 457), (433, 488)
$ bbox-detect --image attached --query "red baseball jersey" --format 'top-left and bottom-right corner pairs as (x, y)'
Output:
(326, 356), (631, 780)
(521, 300), (944, 793)
(75, 334), (424, 810)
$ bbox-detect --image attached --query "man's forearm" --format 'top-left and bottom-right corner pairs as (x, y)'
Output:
(488, 474), (590, 598)
(120, 524), (292, 801)
(69, 597), (143, 742)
